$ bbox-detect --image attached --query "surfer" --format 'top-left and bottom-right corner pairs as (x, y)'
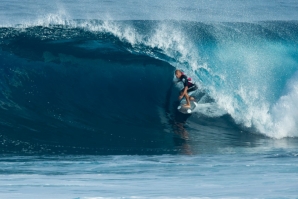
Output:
(175, 70), (197, 108)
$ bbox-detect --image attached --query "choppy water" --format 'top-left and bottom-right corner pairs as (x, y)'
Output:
(1, 152), (298, 199)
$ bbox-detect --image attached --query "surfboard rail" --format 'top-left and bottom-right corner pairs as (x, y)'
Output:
(177, 101), (198, 114)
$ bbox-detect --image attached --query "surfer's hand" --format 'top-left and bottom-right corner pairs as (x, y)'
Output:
(179, 95), (183, 100)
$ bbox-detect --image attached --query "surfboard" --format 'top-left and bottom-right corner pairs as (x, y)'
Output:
(177, 100), (198, 114)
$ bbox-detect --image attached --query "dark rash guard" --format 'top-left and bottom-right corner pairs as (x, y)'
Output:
(179, 74), (195, 88)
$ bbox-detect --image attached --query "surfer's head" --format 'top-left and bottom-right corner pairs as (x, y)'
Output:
(175, 70), (182, 79)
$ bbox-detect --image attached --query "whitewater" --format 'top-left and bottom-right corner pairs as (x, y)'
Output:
(0, 0), (298, 198)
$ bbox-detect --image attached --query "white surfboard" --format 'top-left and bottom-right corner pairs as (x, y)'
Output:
(177, 100), (198, 114)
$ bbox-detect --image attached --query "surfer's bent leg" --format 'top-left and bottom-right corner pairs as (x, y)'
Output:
(187, 85), (198, 102)
(179, 88), (191, 108)
(184, 93), (191, 107)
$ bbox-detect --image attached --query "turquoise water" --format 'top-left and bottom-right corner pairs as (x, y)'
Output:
(1, 152), (298, 198)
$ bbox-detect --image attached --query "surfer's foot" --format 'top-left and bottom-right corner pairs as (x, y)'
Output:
(183, 104), (191, 108)
(190, 97), (195, 101)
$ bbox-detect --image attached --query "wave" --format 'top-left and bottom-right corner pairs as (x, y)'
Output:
(0, 19), (298, 154)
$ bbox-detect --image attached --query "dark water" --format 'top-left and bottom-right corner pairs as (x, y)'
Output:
(0, 25), (232, 154)
(1, 21), (298, 155)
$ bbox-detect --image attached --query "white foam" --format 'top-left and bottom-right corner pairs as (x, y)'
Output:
(270, 71), (298, 138)
(214, 69), (298, 139)
(194, 102), (226, 117)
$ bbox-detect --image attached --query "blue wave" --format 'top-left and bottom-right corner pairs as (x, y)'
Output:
(0, 20), (298, 154)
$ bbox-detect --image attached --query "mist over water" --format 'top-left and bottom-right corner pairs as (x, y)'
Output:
(1, 0), (298, 25)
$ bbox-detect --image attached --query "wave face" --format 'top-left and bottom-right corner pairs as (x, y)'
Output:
(0, 20), (298, 154)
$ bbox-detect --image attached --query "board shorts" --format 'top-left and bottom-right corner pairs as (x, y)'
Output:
(180, 84), (198, 95)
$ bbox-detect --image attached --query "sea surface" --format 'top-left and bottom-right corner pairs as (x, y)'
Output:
(0, 0), (298, 198)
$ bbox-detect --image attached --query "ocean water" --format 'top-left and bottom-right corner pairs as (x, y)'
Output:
(0, 0), (298, 198)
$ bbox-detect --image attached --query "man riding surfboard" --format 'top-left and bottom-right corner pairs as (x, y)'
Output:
(175, 69), (198, 108)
